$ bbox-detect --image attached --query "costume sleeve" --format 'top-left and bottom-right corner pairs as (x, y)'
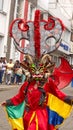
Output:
(46, 78), (73, 105)
(45, 78), (66, 100)
(6, 81), (28, 106)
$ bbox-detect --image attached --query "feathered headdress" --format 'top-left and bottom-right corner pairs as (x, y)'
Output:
(9, 10), (65, 80)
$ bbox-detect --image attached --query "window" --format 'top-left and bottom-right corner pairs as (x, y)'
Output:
(71, 32), (73, 42)
(62, 29), (70, 43)
(48, 0), (58, 9)
(0, 0), (4, 11)
(42, 12), (51, 20)
(30, 4), (34, 20)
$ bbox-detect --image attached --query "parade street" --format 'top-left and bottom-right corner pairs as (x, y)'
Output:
(0, 84), (73, 130)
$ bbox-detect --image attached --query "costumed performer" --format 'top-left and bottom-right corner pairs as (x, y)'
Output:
(1, 10), (73, 130)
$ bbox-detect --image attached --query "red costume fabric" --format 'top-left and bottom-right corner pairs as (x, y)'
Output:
(53, 57), (73, 89)
(10, 78), (66, 130)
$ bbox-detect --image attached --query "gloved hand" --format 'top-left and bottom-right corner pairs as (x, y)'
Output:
(64, 96), (73, 105)
(1, 101), (7, 106)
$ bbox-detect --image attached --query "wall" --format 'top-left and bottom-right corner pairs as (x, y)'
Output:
(38, 0), (49, 10)
(0, 0), (11, 57)
(38, 0), (71, 30)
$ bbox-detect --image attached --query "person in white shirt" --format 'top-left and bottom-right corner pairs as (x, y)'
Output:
(1, 57), (7, 83)
(5, 59), (14, 85)
(0, 58), (3, 84)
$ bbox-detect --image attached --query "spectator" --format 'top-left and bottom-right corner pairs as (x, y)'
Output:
(12, 60), (22, 84)
(21, 69), (26, 83)
(0, 58), (3, 84)
(5, 59), (14, 85)
(2, 57), (7, 83)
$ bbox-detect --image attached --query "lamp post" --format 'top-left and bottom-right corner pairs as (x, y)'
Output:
(71, 12), (73, 42)
(70, 12), (73, 66)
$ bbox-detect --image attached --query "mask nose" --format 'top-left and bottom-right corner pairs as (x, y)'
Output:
(35, 70), (39, 75)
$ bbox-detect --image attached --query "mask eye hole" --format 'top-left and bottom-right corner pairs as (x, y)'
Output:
(31, 63), (35, 68)
(30, 64), (36, 72)
(38, 64), (44, 72)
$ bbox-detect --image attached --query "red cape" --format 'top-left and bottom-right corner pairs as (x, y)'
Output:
(53, 57), (73, 89)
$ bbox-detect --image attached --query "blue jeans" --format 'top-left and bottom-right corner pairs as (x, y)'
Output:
(0, 70), (3, 83)
(15, 74), (21, 83)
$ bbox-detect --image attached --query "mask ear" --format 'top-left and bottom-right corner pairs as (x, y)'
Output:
(40, 54), (51, 65)
(40, 54), (55, 73)
(20, 54), (33, 70)
(46, 63), (55, 73)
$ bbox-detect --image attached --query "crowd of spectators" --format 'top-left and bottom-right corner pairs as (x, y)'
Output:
(0, 57), (26, 85)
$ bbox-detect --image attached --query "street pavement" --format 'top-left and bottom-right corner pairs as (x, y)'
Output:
(0, 83), (73, 130)
(0, 84), (20, 130)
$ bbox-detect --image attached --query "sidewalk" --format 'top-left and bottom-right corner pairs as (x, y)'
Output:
(0, 83), (21, 91)
(0, 84), (19, 130)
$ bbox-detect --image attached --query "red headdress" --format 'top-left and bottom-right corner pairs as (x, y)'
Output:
(9, 10), (65, 81)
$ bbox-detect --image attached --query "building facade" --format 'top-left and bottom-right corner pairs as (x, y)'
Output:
(0, 0), (73, 65)
(0, 0), (11, 59)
